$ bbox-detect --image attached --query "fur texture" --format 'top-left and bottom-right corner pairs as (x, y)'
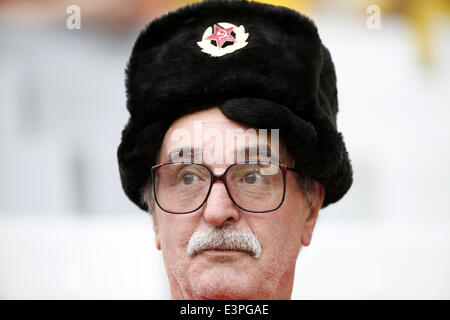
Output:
(117, 0), (353, 211)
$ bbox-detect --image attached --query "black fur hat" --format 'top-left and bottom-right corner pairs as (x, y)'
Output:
(117, 0), (353, 211)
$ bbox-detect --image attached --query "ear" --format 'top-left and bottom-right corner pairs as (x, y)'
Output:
(152, 214), (161, 250)
(301, 182), (325, 247)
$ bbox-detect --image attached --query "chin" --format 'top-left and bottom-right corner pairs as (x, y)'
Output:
(188, 270), (270, 300)
(194, 286), (258, 300)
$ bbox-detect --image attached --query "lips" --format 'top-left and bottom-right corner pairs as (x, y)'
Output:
(205, 248), (245, 252)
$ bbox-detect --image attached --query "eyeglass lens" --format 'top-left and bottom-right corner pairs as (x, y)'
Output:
(153, 162), (284, 213)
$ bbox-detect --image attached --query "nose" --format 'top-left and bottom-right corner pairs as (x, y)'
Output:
(202, 179), (240, 227)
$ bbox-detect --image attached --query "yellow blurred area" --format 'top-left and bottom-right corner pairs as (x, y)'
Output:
(376, 0), (450, 64)
(179, 0), (310, 12)
(1, 0), (448, 64)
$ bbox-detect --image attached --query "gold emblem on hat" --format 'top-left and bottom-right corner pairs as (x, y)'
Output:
(197, 22), (249, 57)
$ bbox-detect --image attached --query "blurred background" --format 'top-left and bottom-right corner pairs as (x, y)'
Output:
(0, 0), (449, 299)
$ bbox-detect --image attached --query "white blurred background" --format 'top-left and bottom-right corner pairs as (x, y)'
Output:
(0, 0), (449, 299)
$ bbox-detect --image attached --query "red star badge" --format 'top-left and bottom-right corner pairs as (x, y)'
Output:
(206, 24), (236, 48)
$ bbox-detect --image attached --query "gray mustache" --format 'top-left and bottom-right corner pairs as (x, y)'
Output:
(186, 225), (262, 259)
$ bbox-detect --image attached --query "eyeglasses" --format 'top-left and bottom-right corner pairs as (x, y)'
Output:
(150, 161), (298, 214)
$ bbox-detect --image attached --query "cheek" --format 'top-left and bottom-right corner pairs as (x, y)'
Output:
(258, 211), (303, 252)
(284, 176), (308, 230)
(251, 183), (306, 258)
(157, 210), (197, 256)
(283, 189), (307, 238)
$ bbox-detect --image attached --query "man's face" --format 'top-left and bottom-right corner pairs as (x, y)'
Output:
(150, 107), (323, 299)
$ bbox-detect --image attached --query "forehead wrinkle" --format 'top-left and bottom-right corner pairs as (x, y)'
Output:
(160, 110), (290, 165)
(163, 142), (289, 164)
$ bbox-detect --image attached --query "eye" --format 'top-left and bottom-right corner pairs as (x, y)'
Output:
(244, 172), (263, 184)
(181, 173), (197, 185)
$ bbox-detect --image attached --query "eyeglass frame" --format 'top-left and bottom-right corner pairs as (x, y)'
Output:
(150, 161), (300, 214)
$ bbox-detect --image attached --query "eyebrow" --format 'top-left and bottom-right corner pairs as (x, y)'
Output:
(166, 147), (202, 163)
